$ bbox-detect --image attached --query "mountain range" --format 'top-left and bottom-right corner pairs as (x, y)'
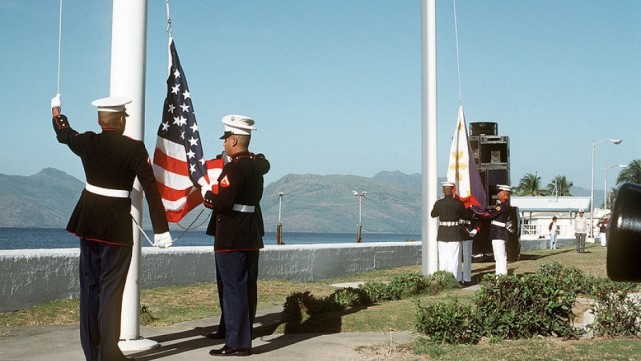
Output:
(0, 168), (595, 233)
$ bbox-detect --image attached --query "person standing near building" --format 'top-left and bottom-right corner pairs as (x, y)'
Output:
(549, 216), (558, 250)
(574, 209), (588, 253)
(482, 185), (513, 275)
(51, 94), (172, 361)
(202, 115), (269, 357)
(597, 217), (608, 247)
(431, 182), (467, 280)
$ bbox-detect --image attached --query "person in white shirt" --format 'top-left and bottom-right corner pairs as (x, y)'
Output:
(573, 209), (588, 253)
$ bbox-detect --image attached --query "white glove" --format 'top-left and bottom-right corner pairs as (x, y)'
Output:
(51, 93), (61, 108)
(200, 185), (210, 198)
(154, 231), (173, 248)
(469, 229), (478, 237)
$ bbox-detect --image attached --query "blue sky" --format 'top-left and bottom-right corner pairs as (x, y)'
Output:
(1, 0), (639, 190)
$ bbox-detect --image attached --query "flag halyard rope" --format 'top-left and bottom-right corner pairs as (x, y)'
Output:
(453, 0), (463, 105)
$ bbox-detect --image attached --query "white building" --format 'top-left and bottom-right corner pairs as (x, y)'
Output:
(511, 196), (598, 240)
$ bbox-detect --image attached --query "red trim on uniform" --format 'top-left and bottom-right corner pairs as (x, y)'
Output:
(214, 248), (261, 253)
(68, 230), (131, 246)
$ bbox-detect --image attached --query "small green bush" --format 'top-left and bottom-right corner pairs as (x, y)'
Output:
(415, 263), (641, 344)
(281, 272), (457, 328)
(361, 271), (455, 302)
(415, 265), (587, 344)
(415, 300), (481, 344)
(474, 273), (580, 340)
(589, 279), (641, 337)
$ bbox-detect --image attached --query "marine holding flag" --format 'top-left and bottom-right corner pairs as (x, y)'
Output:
(431, 181), (469, 280)
(202, 115), (270, 356)
(446, 105), (487, 284)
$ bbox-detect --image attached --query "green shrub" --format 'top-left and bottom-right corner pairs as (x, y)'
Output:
(589, 279), (641, 337)
(281, 272), (458, 329)
(415, 266), (585, 344)
(473, 273), (581, 340)
(415, 300), (481, 344)
(537, 262), (592, 295)
(361, 271), (455, 302)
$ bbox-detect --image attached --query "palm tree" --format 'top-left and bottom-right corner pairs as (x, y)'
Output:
(515, 172), (542, 196)
(616, 160), (641, 185)
(547, 175), (573, 196)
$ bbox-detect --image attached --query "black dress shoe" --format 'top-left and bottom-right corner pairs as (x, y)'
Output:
(209, 345), (251, 356)
(206, 331), (226, 339)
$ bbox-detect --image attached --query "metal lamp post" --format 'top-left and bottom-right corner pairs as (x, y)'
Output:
(590, 138), (622, 237)
(276, 192), (284, 245)
(604, 164), (627, 210)
(352, 190), (367, 243)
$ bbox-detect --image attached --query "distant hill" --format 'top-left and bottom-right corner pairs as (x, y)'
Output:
(0, 168), (425, 232)
(261, 171), (423, 233)
(0, 168), (83, 227)
(0, 168), (604, 232)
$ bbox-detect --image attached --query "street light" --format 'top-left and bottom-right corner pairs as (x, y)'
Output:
(604, 164), (627, 210)
(276, 192), (284, 245)
(590, 138), (622, 237)
(352, 190), (367, 243)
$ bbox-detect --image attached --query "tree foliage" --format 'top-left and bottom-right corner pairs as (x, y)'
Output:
(547, 175), (573, 196)
(616, 160), (641, 185)
(514, 172), (542, 196)
(515, 173), (575, 197)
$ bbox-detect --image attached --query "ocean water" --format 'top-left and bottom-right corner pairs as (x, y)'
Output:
(0, 227), (421, 250)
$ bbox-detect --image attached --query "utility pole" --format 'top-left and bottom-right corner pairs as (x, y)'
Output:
(276, 192), (284, 245)
(352, 190), (367, 243)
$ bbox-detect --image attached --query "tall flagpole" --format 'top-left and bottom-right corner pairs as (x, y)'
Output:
(421, 0), (438, 275)
(110, 0), (158, 352)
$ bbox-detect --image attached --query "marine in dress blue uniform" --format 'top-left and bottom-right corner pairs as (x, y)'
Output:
(51, 95), (172, 361)
(202, 115), (269, 357)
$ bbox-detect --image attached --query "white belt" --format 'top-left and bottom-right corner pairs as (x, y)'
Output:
(459, 220), (471, 225)
(85, 183), (130, 198)
(440, 221), (459, 227)
(233, 204), (255, 213)
(491, 220), (506, 227)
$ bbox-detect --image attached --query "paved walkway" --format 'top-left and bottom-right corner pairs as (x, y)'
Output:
(0, 304), (414, 361)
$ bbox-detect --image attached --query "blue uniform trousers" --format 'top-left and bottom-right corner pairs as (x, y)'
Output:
(215, 251), (254, 349)
(215, 250), (259, 337)
(79, 239), (132, 361)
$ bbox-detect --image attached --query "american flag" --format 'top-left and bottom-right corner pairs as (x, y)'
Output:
(446, 104), (487, 212)
(153, 38), (222, 222)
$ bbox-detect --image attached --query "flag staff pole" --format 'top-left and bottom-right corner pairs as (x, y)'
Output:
(110, 0), (159, 352)
(421, 0), (438, 275)
(56, 0), (63, 94)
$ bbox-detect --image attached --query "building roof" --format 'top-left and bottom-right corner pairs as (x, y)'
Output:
(511, 196), (591, 212)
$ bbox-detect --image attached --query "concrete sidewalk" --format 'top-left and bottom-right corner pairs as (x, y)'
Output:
(0, 305), (414, 361)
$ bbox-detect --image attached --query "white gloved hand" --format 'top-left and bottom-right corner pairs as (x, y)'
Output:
(154, 231), (173, 248)
(200, 185), (210, 198)
(469, 229), (478, 237)
(51, 93), (61, 108)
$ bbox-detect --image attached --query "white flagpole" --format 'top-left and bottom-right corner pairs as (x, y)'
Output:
(421, 0), (438, 275)
(110, 0), (158, 352)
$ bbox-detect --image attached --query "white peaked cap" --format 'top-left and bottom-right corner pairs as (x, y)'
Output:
(497, 184), (512, 192)
(91, 97), (132, 113)
(441, 181), (455, 187)
(220, 114), (256, 139)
